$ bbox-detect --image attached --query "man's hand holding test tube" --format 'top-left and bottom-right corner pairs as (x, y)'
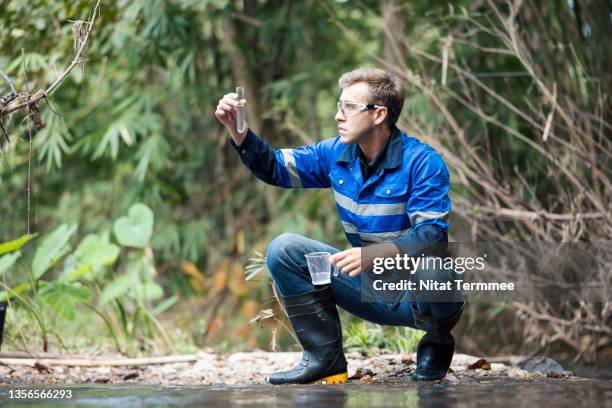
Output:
(214, 87), (248, 146)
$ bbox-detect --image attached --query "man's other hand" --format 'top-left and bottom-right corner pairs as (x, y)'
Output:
(330, 243), (400, 277)
(330, 247), (363, 277)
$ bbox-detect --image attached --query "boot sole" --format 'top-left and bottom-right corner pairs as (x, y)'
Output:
(308, 372), (348, 384)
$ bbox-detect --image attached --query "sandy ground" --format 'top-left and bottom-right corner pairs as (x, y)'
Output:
(0, 351), (575, 385)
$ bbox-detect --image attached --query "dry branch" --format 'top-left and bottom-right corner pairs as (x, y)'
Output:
(0, 354), (198, 367)
(0, 0), (101, 119)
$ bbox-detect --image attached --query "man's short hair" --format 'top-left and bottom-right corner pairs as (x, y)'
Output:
(338, 67), (405, 128)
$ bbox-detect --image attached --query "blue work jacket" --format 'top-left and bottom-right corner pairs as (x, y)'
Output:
(231, 126), (450, 255)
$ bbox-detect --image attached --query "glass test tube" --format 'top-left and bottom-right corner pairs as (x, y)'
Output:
(236, 87), (246, 133)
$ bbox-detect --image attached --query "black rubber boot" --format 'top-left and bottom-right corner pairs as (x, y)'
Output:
(268, 287), (348, 385)
(0, 301), (7, 351)
(411, 303), (464, 381)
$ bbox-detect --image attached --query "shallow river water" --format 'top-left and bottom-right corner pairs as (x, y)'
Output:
(1, 379), (611, 407)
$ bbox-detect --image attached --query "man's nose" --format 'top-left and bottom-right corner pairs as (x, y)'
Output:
(335, 110), (345, 123)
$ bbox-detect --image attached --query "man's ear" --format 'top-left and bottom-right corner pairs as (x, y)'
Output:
(373, 107), (388, 126)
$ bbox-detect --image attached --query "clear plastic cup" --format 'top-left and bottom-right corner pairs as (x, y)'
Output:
(305, 252), (338, 285)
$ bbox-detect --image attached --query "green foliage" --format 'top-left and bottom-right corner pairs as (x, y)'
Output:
(0, 251), (21, 276)
(60, 233), (120, 282)
(38, 282), (91, 320)
(35, 112), (73, 171)
(0, 202), (173, 353)
(0, 234), (38, 255)
(31, 224), (77, 280)
(99, 274), (132, 304)
(113, 203), (154, 249)
(345, 320), (424, 354)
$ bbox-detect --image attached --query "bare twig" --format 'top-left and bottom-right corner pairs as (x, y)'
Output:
(0, 70), (17, 100)
(21, 49), (33, 236)
(0, 354), (198, 367)
(1, 0), (101, 117)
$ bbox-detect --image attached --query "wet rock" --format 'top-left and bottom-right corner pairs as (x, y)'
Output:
(96, 366), (111, 375)
(441, 372), (460, 384)
(520, 356), (564, 375)
(505, 366), (545, 380)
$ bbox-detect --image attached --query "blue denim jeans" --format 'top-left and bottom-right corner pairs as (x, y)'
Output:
(266, 233), (463, 326)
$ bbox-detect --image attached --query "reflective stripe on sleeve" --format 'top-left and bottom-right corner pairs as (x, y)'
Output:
(280, 149), (302, 188)
(409, 211), (449, 226)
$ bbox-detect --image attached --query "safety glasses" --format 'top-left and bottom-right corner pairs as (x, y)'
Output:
(336, 100), (386, 116)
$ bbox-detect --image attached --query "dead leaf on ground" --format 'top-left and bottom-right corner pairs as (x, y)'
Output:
(123, 372), (139, 380)
(33, 362), (51, 374)
(181, 261), (206, 292)
(209, 261), (230, 296)
(467, 358), (491, 370)
(349, 367), (376, 380)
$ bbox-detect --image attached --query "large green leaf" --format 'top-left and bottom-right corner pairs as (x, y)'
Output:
(0, 233), (38, 255)
(137, 281), (164, 301)
(100, 274), (133, 304)
(60, 234), (120, 282)
(113, 203), (154, 248)
(39, 282), (92, 320)
(0, 251), (21, 276)
(31, 224), (77, 280)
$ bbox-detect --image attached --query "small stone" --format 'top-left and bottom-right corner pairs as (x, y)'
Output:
(442, 372), (460, 384)
(401, 357), (414, 366)
(358, 374), (374, 383)
(96, 367), (111, 375)
(520, 356), (564, 375)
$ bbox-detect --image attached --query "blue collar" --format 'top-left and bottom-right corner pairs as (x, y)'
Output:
(336, 126), (403, 169)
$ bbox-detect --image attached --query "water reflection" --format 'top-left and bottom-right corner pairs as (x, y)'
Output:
(0, 380), (610, 407)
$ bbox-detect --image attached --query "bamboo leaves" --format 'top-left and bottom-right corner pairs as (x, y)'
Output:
(34, 111), (73, 171)
(135, 133), (170, 182)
